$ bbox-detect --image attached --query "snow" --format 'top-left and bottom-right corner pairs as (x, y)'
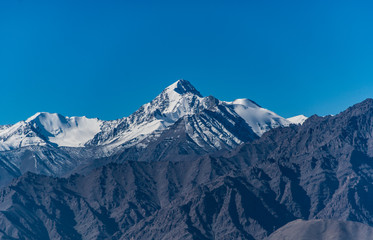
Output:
(95, 80), (203, 148)
(103, 119), (167, 148)
(287, 115), (308, 125)
(225, 98), (291, 136)
(157, 80), (202, 120)
(0, 121), (47, 151)
(0, 113), (102, 150)
(26, 112), (103, 147)
(232, 98), (260, 108)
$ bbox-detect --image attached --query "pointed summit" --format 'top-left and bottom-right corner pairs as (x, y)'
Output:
(164, 79), (202, 97)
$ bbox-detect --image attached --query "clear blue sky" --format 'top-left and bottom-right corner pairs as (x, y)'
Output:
(1, 0), (373, 124)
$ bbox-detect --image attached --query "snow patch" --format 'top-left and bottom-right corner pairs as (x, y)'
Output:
(287, 115), (308, 125)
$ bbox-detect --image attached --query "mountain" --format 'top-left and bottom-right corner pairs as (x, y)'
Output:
(0, 112), (103, 151)
(85, 80), (292, 149)
(287, 114), (307, 125)
(267, 219), (373, 240)
(225, 98), (293, 136)
(0, 98), (373, 239)
(0, 80), (294, 186)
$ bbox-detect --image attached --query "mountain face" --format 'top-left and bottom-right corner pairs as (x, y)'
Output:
(267, 219), (373, 240)
(0, 80), (295, 187)
(0, 98), (373, 239)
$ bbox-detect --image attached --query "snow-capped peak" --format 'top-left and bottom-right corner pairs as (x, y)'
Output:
(25, 112), (102, 147)
(91, 80), (205, 147)
(287, 115), (308, 125)
(225, 99), (291, 136)
(26, 112), (68, 130)
(143, 80), (203, 121)
(164, 79), (202, 97)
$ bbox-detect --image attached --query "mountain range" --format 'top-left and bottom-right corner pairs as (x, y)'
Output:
(0, 80), (303, 187)
(5, 80), (373, 239)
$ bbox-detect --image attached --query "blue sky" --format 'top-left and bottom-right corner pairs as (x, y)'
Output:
(1, 0), (373, 124)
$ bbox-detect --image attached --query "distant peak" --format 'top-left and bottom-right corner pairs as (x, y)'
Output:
(165, 79), (202, 97)
(287, 115), (308, 125)
(232, 98), (261, 108)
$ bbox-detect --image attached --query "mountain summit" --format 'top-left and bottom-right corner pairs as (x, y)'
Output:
(164, 79), (202, 97)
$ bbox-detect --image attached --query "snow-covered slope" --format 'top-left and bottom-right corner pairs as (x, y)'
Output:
(287, 115), (308, 125)
(0, 121), (46, 151)
(0, 112), (102, 150)
(225, 98), (291, 136)
(26, 112), (103, 147)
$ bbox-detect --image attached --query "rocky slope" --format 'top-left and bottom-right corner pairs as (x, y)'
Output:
(267, 219), (373, 240)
